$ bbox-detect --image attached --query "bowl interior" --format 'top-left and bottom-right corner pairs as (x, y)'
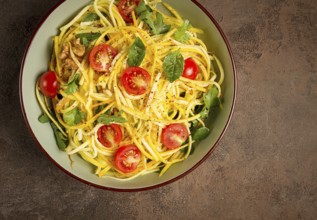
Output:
(20, 0), (235, 190)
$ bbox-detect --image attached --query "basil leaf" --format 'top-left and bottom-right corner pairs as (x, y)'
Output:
(63, 107), (85, 126)
(76, 33), (101, 46)
(65, 73), (80, 95)
(97, 114), (127, 125)
(203, 86), (220, 109)
(38, 113), (50, 123)
(163, 49), (184, 82)
(174, 20), (191, 43)
(82, 13), (99, 22)
(192, 127), (210, 141)
(50, 122), (68, 151)
(127, 37), (146, 67)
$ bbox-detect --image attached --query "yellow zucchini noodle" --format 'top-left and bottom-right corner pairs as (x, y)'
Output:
(36, 0), (224, 180)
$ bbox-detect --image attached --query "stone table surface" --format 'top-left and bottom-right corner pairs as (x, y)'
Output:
(1, 0), (316, 219)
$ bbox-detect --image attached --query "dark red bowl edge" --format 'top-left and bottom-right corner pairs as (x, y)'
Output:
(19, 0), (237, 192)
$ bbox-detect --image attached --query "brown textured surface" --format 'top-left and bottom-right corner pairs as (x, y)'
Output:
(1, 0), (317, 219)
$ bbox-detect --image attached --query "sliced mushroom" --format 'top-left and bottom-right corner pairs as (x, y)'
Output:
(71, 38), (85, 57)
(59, 43), (69, 60)
(63, 58), (77, 70)
(61, 58), (77, 82)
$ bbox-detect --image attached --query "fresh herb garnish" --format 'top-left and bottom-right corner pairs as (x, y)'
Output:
(174, 20), (191, 43)
(136, 1), (170, 35)
(50, 122), (68, 151)
(163, 49), (184, 83)
(64, 73), (80, 95)
(97, 114), (127, 125)
(38, 113), (50, 123)
(38, 111), (68, 151)
(203, 86), (220, 109)
(127, 37), (146, 67)
(63, 107), (86, 126)
(82, 13), (99, 22)
(192, 127), (210, 141)
(76, 33), (101, 47)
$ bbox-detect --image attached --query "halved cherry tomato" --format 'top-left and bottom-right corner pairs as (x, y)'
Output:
(161, 123), (189, 150)
(39, 71), (59, 98)
(89, 44), (118, 72)
(97, 124), (122, 148)
(118, 0), (140, 23)
(114, 144), (141, 173)
(182, 57), (198, 80)
(121, 66), (151, 95)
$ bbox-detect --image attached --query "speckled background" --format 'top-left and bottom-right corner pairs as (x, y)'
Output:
(1, 0), (316, 219)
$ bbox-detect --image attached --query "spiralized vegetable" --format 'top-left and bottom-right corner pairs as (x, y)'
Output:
(36, 0), (224, 180)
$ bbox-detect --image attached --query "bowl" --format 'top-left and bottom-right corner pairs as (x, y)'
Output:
(19, 0), (236, 191)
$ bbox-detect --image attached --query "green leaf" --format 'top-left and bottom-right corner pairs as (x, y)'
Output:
(64, 73), (80, 95)
(174, 20), (191, 43)
(127, 37), (146, 67)
(63, 107), (86, 126)
(82, 13), (99, 22)
(136, 1), (170, 35)
(97, 114), (127, 125)
(163, 49), (184, 82)
(76, 33), (101, 46)
(192, 127), (210, 142)
(38, 113), (50, 123)
(203, 86), (220, 109)
(50, 122), (68, 151)
(135, 0), (151, 15)
(151, 12), (171, 35)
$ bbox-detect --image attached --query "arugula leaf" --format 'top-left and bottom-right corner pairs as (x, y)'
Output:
(203, 86), (220, 109)
(135, 0), (152, 15)
(97, 114), (127, 125)
(65, 73), (80, 95)
(82, 13), (99, 22)
(50, 122), (68, 151)
(76, 33), (101, 46)
(163, 49), (184, 83)
(174, 20), (191, 43)
(127, 37), (146, 67)
(151, 13), (171, 35)
(38, 108), (68, 151)
(38, 113), (50, 123)
(192, 127), (210, 141)
(136, 1), (170, 35)
(63, 107), (86, 126)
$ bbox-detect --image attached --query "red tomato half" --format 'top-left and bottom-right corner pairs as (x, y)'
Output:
(114, 144), (141, 173)
(97, 124), (122, 148)
(182, 58), (198, 80)
(161, 123), (189, 150)
(121, 66), (151, 95)
(39, 71), (59, 98)
(118, 0), (140, 23)
(89, 44), (118, 72)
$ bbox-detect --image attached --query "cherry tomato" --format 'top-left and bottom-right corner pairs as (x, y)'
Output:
(39, 71), (59, 98)
(118, 0), (140, 23)
(97, 124), (122, 148)
(121, 66), (151, 95)
(161, 123), (189, 150)
(114, 144), (141, 173)
(182, 58), (198, 80)
(89, 44), (118, 72)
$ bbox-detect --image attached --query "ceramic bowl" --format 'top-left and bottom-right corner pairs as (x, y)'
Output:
(20, 0), (236, 191)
